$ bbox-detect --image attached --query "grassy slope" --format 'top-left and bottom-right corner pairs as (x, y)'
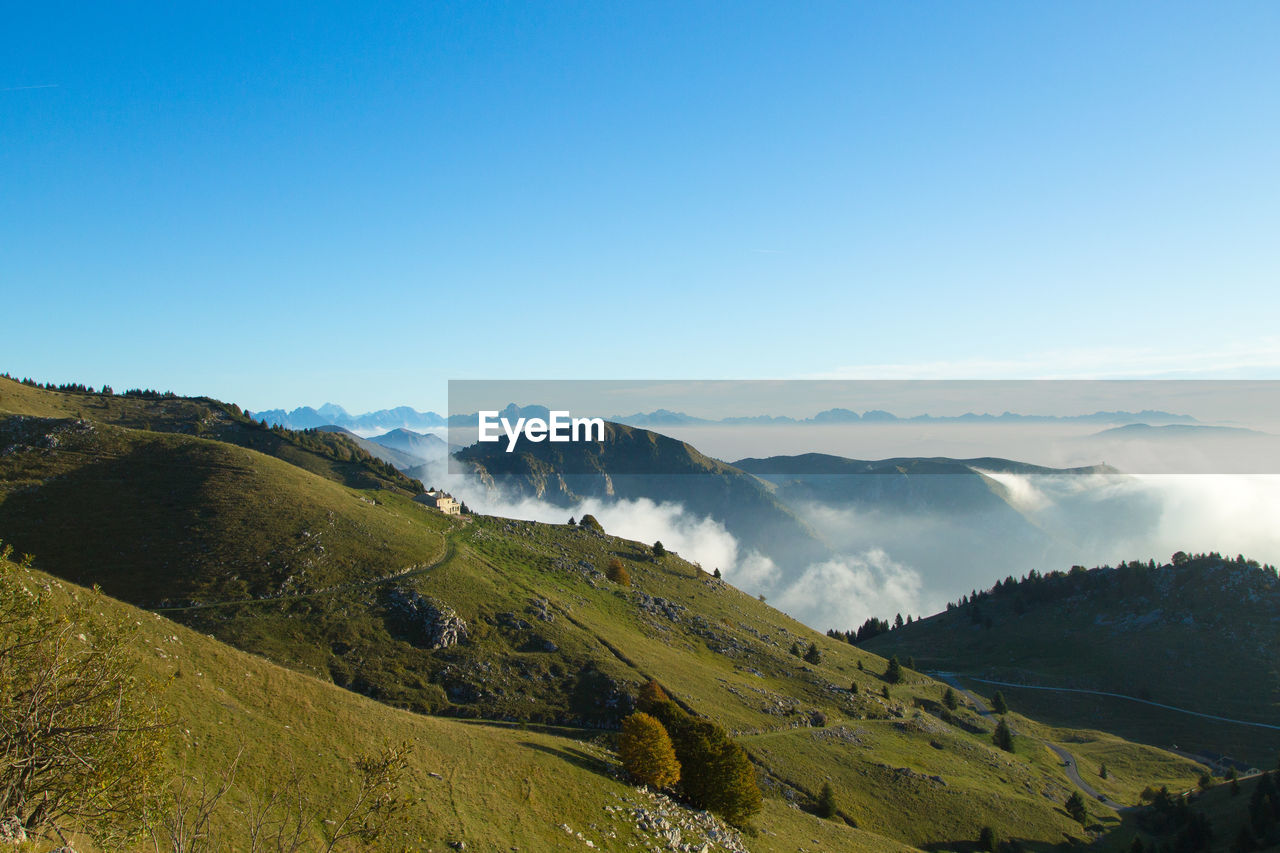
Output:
(863, 561), (1280, 767)
(9, 559), (912, 853)
(0, 377), (419, 493)
(0, 381), (1211, 850)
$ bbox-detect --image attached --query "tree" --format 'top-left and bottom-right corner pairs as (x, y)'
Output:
(991, 691), (1009, 715)
(712, 568), (722, 579)
(0, 552), (167, 845)
(906, 656), (916, 670)
(647, 701), (761, 827)
(893, 612), (904, 629)
(815, 782), (837, 819)
(881, 685), (891, 700)
(993, 718), (1015, 752)
(652, 541), (666, 558)
(618, 713), (681, 790)
(1099, 763), (1109, 780)
(790, 642), (802, 657)
(884, 656), (903, 684)
(979, 825), (997, 851)
(1065, 791), (1087, 825)
(849, 681), (859, 695)
(943, 687), (958, 710)
(803, 643), (822, 665)
(567, 516), (576, 526)
(1198, 773), (1213, 793)
(637, 680), (669, 711)
(607, 557), (631, 587)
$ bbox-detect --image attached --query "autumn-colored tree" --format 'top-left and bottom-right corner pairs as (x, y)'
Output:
(607, 557), (631, 587)
(637, 680), (669, 712)
(618, 713), (681, 790)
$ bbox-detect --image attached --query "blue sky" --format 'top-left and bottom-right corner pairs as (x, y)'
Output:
(3, 2), (1278, 413)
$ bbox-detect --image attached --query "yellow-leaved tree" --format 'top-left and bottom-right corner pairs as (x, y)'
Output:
(617, 712), (680, 790)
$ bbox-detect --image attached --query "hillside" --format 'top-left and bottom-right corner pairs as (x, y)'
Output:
(368, 427), (452, 465)
(0, 377), (420, 493)
(455, 420), (832, 570)
(0, 380), (1217, 850)
(6, 556), (913, 853)
(862, 554), (1280, 768)
(316, 424), (425, 470)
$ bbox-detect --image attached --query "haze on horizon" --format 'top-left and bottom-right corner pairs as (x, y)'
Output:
(3, 3), (1279, 410)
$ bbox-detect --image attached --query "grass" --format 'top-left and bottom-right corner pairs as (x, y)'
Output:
(0, 379), (1227, 851)
(5, 557), (913, 853)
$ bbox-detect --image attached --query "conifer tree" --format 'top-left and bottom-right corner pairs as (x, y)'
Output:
(815, 782), (837, 819)
(1065, 791), (1087, 825)
(885, 656), (903, 684)
(993, 718), (1015, 752)
(991, 691), (1009, 715)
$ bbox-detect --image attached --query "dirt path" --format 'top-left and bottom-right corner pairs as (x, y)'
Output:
(934, 672), (1112, 807)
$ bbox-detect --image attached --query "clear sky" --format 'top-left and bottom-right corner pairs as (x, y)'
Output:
(3, 2), (1278, 413)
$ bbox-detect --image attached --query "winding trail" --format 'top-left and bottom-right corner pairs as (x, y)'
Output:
(934, 672), (1111, 806)
(954, 674), (1280, 732)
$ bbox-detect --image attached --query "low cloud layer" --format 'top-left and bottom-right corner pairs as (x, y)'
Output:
(425, 457), (1280, 633)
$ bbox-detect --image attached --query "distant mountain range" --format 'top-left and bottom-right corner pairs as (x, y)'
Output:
(616, 408), (1199, 427)
(250, 404), (446, 432)
(250, 403), (1199, 433)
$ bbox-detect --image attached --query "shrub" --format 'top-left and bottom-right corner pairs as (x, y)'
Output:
(618, 713), (681, 790)
(607, 557), (631, 587)
(0, 552), (167, 844)
(991, 691), (1009, 715)
(803, 643), (822, 665)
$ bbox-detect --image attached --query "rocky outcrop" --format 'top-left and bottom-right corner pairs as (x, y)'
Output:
(386, 587), (467, 649)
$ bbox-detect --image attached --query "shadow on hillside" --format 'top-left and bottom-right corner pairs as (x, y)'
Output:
(518, 741), (613, 778)
(920, 835), (1074, 852)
